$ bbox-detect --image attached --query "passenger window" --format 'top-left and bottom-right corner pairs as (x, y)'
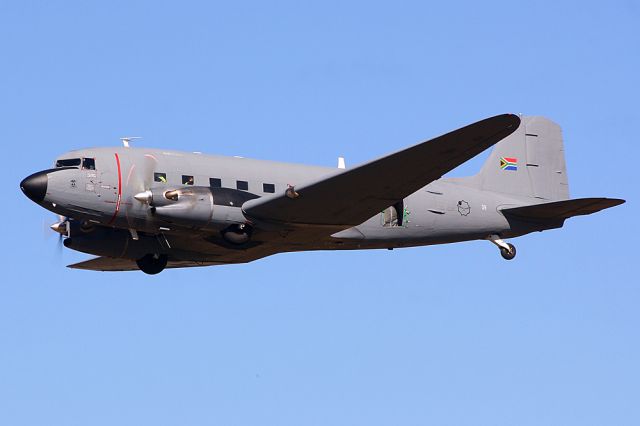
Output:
(55, 158), (81, 168)
(263, 183), (275, 193)
(210, 178), (222, 188)
(182, 175), (194, 185)
(154, 172), (167, 183)
(82, 158), (96, 170)
(237, 180), (248, 191)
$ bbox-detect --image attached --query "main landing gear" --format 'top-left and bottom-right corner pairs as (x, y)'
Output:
(136, 253), (168, 275)
(487, 234), (516, 260)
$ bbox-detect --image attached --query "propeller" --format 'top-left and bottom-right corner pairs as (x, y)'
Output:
(131, 154), (156, 191)
(47, 214), (69, 258)
(125, 153), (158, 225)
(50, 214), (70, 238)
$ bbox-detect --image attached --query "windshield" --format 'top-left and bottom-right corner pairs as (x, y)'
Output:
(55, 158), (81, 168)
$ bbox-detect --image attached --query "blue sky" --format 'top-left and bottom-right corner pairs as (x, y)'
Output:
(1, 1), (637, 425)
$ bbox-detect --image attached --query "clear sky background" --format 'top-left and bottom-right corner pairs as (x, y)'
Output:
(1, 1), (637, 425)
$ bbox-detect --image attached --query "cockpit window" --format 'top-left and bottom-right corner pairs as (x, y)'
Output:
(55, 158), (81, 168)
(82, 158), (96, 170)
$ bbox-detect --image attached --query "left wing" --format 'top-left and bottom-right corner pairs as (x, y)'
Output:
(243, 114), (520, 227)
(67, 244), (281, 272)
(68, 257), (221, 272)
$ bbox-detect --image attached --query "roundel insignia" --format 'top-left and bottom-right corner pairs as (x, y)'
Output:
(457, 200), (470, 216)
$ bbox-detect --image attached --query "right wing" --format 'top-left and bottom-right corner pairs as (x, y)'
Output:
(243, 114), (521, 227)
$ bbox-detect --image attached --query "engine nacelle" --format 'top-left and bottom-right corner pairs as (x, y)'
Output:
(151, 186), (214, 229)
(135, 186), (258, 244)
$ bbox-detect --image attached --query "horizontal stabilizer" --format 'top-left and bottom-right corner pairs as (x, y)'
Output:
(501, 198), (624, 223)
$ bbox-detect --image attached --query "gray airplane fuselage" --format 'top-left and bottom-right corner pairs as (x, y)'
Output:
(28, 147), (533, 256)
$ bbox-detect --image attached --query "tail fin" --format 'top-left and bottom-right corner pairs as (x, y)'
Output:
(473, 116), (570, 201)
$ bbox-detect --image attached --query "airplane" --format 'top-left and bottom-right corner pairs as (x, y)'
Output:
(20, 114), (624, 274)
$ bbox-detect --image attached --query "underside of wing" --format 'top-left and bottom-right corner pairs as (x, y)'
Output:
(243, 114), (521, 227)
(67, 256), (222, 272)
(67, 244), (281, 272)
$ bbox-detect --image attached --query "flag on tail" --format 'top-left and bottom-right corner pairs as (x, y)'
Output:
(500, 157), (518, 171)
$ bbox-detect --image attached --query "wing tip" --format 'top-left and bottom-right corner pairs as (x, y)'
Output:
(502, 112), (521, 129)
(607, 197), (626, 206)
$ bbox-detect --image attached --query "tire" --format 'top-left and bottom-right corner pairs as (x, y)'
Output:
(500, 243), (516, 260)
(136, 253), (168, 275)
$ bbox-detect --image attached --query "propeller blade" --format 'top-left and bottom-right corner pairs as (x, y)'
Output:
(125, 153), (158, 228)
(141, 153), (158, 191)
(128, 153), (158, 193)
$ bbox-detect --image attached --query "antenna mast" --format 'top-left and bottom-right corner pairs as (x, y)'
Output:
(120, 136), (142, 148)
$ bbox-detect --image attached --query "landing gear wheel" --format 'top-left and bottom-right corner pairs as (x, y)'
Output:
(136, 253), (168, 275)
(500, 243), (516, 260)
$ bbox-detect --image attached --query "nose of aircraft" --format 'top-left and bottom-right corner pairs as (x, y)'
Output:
(20, 170), (48, 203)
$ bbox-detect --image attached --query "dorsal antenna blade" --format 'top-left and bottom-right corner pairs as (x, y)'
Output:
(120, 136), (142, 148)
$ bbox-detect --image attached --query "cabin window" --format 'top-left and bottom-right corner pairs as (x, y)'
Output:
(209, 178), (222, 188)
(237, 180), (248, 191)
(55, 158), (81, 168)
(263, 183), (275, 193)
(182, 175), (194, 185)
(82, 158), (96, 170)
(154, 172), (167, 183)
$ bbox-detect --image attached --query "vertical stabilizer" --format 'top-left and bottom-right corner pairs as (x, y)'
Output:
(473, 116), (569, 201)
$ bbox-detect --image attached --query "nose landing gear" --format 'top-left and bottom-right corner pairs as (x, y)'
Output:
(487, 234), (516, 260)
(136, 253), (168, 275)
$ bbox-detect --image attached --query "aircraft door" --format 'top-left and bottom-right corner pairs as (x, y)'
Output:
(380, 200), (409, 228)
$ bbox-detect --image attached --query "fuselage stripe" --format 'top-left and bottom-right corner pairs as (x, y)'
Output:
(108, 153), (122, 225)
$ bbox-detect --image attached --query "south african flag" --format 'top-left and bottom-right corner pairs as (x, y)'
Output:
(500, 157), (518, 171)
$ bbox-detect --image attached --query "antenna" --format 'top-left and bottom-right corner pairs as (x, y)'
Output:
(120, 136), (142, 148)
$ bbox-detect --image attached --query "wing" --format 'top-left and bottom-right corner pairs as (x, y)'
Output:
(67, 245), (280, 272)
(243, 114), (521, 226)
(67, 257), (221, 272)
